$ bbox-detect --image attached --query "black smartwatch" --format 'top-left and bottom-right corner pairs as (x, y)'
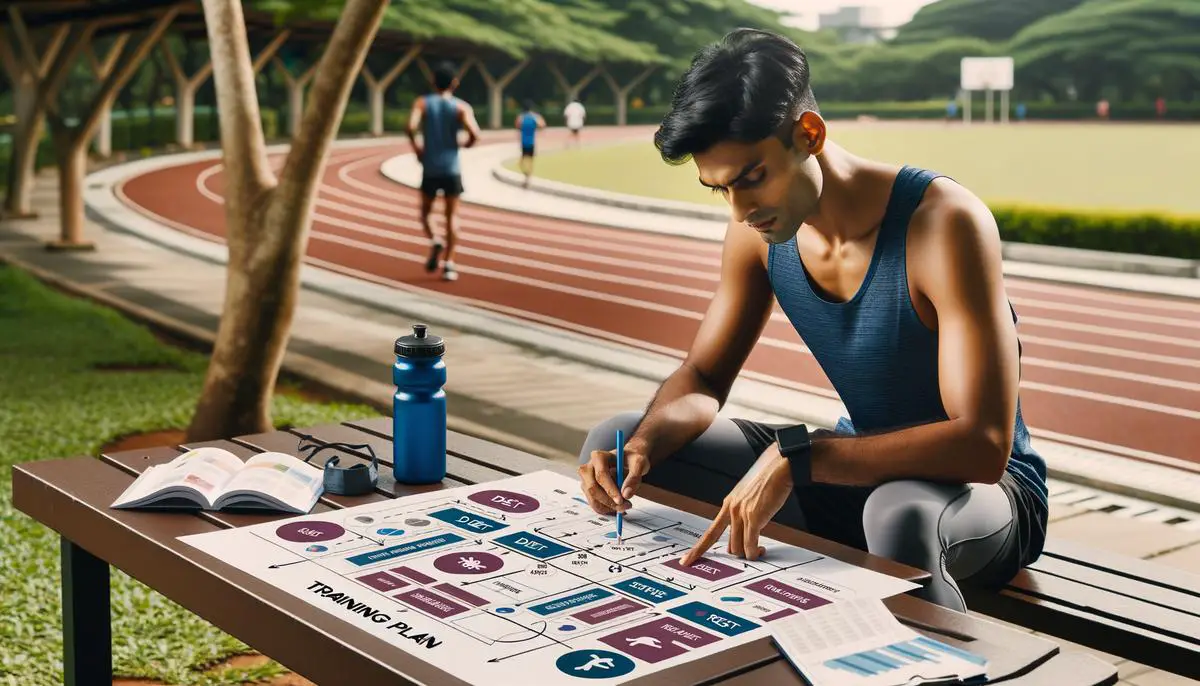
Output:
(775, 424), (813, 487)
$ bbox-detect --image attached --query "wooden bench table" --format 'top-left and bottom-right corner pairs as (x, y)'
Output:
(12, 416), (1119, 685)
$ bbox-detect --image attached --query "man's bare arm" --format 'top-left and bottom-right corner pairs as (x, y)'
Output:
(459, 101), (481, 147)
(626, 221), (775, 468)
(405, 97), (424, 158)
(809, 187), (1019, 486)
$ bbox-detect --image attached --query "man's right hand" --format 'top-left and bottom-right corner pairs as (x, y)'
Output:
(578, 445), (650, 516)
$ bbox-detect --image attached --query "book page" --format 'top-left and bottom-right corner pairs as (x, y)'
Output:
(112, 447), (244, 507)
(215, 452), (323, 512)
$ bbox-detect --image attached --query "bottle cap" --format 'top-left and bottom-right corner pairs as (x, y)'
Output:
(395, 323), (445, 358)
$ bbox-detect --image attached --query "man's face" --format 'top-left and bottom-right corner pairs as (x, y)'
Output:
(693, 117), (823, 244)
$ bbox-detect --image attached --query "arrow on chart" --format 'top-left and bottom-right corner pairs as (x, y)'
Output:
(356, 532), (386, 546)
(268, 559), (308, 569)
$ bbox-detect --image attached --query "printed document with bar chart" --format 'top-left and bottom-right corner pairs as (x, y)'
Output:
(770, 596), (989, 685)
(179, 470), (919, 684)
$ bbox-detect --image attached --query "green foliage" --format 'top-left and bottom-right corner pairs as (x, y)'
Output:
(0, 266), (376, 685)
(992, 204), (1200, 259)
(1009, 0), (1200, 101)
(893, 0), (1088, 44)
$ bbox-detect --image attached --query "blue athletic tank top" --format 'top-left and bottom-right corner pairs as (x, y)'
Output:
(767, 165), (1048, 561)
(519, 112), (538, 147)
(422, 94), (461, 177)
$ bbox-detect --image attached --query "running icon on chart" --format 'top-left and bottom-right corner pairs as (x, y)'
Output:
(433, 551), (503, 574)
(555, 649), (634, 679)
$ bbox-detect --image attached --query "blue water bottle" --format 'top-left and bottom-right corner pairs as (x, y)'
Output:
(392, 323), (447, 484)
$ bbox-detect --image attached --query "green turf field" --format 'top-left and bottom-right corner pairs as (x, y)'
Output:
(512, 123), (1200, 216)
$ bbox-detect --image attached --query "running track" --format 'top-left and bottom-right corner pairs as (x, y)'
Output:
(117, 129), (1200, 470)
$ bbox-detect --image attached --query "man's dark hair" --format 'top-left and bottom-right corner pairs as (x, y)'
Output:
(433, 61), (457, 90)
(523, 99), (535, 112)
(654, 28), (820, 166)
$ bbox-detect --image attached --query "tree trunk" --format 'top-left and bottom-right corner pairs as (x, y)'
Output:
(5, 83), (43, 217)
(186, 0), (388, 442)
(48, 130), (91, 250)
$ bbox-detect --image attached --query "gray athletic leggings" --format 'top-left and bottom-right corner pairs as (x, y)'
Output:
(579, 412), (1019, 612)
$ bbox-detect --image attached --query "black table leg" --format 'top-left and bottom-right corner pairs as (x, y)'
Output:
(61, 538), (110, 686)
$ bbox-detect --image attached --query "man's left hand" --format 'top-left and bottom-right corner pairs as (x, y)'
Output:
(681, 443), (794, 564)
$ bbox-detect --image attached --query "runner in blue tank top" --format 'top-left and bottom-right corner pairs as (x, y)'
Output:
(577, 29), (1049, 612)
(405, 61), (481, 282)
(515, 100), (545, 187)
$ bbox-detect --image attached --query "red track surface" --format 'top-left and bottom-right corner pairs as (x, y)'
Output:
(118, 130), (1200, 469)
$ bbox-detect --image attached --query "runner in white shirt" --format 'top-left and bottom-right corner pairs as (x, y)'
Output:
(564, 100), (586, 147)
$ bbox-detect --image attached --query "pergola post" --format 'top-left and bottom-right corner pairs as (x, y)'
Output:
(600, 65), (656, 126)
(86, 34), (130, 157)
(475, 58), (530, 130)
(547, 62), (601, 104)
(274, 55), (317, 139)
(360, 43), (420, 136)
(0, 15), (68, 218)
(44, 8), (180, 250)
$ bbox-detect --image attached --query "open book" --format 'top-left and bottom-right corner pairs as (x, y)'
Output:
(112, 446), (324, 514)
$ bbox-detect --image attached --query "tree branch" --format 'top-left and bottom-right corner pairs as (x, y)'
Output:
(91, 33), (130, 79)
(202, 0), (276, 211)
(251, 29), (289, 74)
(37, 22), (96, 118)
(160, 39), (185, 82)
(269, 0), (387, 254)
(0, 27), (22, 85)
(77, 10), (177, 145)
(379, 44), (420, 88)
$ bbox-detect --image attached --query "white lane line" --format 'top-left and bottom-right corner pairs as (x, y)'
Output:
(194, 154), (1200, 399)
(1021, 381), (1200, 419)
(1023, 356), (1200, 392)
(339, 150), (728, 255)
(1011, 296), (1200, 330)
(315, 194), (720, 282)
(1005, 280), (1200, 315)
(306, 220), (1200, 419)
(1019, 316), (1200, 350)
(322, 173), (724, 269)
(1019, 334), (1200, 369)
(1029, 427), (1200, 474)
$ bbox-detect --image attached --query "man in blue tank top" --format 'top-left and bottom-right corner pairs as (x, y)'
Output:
(577, 29), (1049, 612)
(515, 100), (545, 187)
(405, 61), (481, 282)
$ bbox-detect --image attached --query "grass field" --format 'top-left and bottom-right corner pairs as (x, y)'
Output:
(0, 265), (376, 685)
(512, 122), (1200, 216)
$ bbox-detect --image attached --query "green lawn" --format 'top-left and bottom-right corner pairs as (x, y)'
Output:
(514, 122), (1200, 216)
(0, 265), (377, 685)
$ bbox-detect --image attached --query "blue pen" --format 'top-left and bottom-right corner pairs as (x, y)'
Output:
(615, 429), (624, 544)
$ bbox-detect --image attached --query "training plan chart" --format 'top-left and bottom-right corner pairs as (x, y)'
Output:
(180, 470), (919, 684)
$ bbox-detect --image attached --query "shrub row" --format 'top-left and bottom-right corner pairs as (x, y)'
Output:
(991, 205), (1200, 261)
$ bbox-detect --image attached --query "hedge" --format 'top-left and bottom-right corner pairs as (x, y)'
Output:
(992, 205), (1200, 260)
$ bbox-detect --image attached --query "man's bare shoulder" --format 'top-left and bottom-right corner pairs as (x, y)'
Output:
(907, 177), (1004, 297)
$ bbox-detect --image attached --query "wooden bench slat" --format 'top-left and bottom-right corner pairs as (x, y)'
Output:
(1004, 569), (1200, 644)
(12, 458), (468, 686)
(1043, 538), (1200, 598)
(713, 649), (1117, 686)
(966, 574), (1200, 679)
(1029, 555), (1200, 619)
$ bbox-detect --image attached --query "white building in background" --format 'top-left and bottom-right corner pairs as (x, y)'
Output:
(818, 5), (897, 43)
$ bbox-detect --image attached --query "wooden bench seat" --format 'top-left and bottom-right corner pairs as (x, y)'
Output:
(12, 419), (1121, 685)
(965, 537), (1200, 679)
